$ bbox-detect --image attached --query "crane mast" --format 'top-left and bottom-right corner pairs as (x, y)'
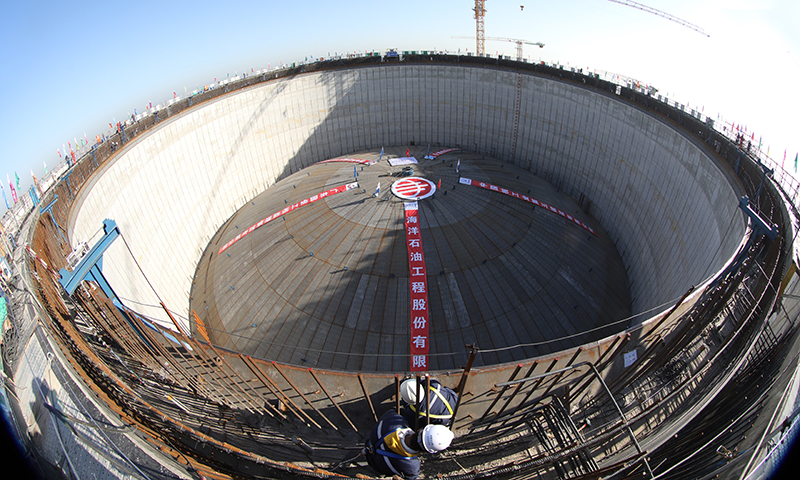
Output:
(473, 0), (487, 56)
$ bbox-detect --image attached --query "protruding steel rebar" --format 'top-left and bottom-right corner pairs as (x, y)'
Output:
(357, 373), (378, 423)
(272, 362), (339, 432)
(449, 344), (478, 431)
(308, 368), (358, 433)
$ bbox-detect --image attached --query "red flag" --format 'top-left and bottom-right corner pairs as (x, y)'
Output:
(8, 175), (16, 203)
(406, 148), (410, 156)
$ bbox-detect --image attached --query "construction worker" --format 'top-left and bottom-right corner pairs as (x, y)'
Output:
(399, 378), (458, 427)
(363, 410), (454, 479)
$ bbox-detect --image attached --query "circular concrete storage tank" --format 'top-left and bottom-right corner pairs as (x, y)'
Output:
(68, 63), (746, 370)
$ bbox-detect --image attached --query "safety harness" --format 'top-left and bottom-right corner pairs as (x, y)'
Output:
(365, 427), (419, 459)
(408, 384), (454, 420)
(363, 420), (419, 477)
(334, 420), (420, 472)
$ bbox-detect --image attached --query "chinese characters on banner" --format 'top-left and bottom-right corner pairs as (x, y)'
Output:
(404, 201), (430, 371)
(218, 182), (359, 255)
(459, 177), (597, 236)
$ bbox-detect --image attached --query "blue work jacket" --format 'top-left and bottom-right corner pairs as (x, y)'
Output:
(401, 380), (458, 427)
(364, 411), (420, 479)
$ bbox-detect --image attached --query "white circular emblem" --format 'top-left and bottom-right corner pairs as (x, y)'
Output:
(391, 177), (437, 200)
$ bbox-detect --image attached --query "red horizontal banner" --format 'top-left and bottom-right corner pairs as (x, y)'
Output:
(459, 177), (597, 236)
(313, 158), (376, 166)
(218, 182), (359, 255)
(404, 201), (430, 372)
(429, 148), (459, 158)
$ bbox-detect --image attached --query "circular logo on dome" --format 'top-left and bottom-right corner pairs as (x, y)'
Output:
(391, 177), (437, 200)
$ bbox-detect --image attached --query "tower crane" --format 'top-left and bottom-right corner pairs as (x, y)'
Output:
(473, 0), (487, 56)
(452, 36), (544, 61)
(608, 0), (709, 37)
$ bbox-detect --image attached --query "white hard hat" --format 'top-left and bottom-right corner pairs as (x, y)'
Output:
(400, 378), (420, 405)
(419, 424), (454, 453)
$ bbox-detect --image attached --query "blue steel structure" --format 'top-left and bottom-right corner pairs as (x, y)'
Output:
(739, 195), (778, 241)
(58, 219), (122, 308)
(39, 195), (65, 244)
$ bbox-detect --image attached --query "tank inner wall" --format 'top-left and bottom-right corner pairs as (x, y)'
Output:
(70, 64), (745, 334)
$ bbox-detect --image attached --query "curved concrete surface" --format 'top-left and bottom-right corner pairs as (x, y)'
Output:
(69, 63), (745, 346)
(190, 150), (631, 371)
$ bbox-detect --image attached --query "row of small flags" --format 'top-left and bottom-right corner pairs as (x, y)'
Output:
(1, 168), (45, 209)
(1, 173), (17, 209)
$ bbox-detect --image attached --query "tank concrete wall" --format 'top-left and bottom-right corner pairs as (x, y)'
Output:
(69, 64), (745, 331)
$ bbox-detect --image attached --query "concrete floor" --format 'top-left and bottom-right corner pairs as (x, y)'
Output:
(190, 148), (631, 372)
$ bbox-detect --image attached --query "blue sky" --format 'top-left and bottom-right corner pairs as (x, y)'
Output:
(1, 1), (797, 207)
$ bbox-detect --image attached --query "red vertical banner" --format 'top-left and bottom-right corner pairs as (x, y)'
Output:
(404, 201), (429, 371)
